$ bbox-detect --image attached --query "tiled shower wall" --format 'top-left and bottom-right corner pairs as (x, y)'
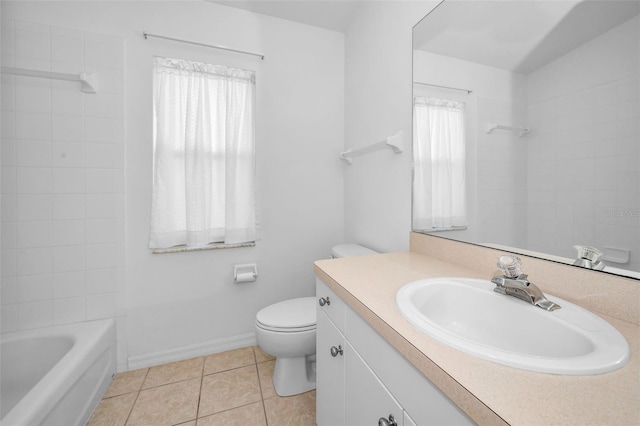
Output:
(525, 16), (640, 273)
(0, 20), (127, 369)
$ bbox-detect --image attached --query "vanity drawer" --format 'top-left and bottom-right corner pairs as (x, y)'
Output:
(316, 278), (346, 333)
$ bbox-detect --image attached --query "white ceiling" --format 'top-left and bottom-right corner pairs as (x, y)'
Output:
(210, 0), (362, 32)
(414, 0), (640, 74)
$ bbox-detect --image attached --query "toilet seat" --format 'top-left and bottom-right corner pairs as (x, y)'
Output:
(256, 297), (316, 333)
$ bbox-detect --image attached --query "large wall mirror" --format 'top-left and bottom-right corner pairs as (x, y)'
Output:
(412, 0), (639, 279)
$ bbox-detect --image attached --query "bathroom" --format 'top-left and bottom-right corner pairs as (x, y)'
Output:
(1, 0), (638, 425)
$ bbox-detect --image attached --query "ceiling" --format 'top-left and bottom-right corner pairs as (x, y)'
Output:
(210, 0), (362, 32)
(413, 0), (640, 74)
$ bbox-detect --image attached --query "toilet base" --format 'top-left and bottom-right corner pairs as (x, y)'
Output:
(272, 355), (316, 397)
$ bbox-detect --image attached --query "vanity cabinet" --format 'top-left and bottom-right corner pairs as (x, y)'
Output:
(316, 278), (473, 426)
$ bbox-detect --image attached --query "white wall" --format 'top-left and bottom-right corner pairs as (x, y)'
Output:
(526, 16), (640, 271)
(0, 1), (344, 370)
(343, 1), (437, 253)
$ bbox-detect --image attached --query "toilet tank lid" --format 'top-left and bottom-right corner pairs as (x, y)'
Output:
(331, 243), (378, 258)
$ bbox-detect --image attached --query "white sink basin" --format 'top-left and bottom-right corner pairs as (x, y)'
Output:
(396, 278), (630, 375)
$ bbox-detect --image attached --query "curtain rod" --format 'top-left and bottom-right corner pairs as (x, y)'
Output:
(413, 81), (472, 94)
(143, 32), (265, 60)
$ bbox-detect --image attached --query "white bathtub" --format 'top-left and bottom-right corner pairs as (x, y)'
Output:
(1, 319), (116, 426)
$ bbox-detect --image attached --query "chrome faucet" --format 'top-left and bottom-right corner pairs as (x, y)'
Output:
(491, 255), (561, 311)
(573, 245), (605, 271)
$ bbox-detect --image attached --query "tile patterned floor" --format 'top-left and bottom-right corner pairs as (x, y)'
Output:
(87, 346), (316, 426)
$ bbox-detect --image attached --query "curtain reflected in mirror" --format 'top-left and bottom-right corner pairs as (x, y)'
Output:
(412, 97), (467, 231)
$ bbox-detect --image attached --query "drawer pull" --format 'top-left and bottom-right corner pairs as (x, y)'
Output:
(378, 414), (397, 426)
(330, 345), (343, 357)
(318, 296), (331, 306)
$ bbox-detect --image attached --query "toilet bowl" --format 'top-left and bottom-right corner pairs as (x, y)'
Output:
(255, 244), (378, 397)
(255, 297), (317, 396)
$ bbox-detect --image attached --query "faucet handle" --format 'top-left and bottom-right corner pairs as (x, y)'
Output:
(497, 255), (523, 278)
(574, 245), (602, 262)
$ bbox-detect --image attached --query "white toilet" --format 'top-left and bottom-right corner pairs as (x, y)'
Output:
(255, 243), (378, 396)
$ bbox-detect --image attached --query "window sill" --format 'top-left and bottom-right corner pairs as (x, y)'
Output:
(152, 241), (255, 254)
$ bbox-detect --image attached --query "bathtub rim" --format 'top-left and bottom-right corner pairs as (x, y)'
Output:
(1, 319), (116, 426)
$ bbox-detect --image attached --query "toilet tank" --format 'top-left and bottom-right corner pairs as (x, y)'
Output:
(331, 243), (378, 258)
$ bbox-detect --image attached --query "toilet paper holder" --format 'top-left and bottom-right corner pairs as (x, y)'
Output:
(234, 263), (257, 283)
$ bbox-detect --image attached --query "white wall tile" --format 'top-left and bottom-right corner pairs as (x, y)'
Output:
(86, 243), (117, 270)
(85, 169), (114, 193)
(14, 21), (51, 72)
(52, 114), (83, 141)
(18, 273), (53, 302)
(52, 219), (85, 246)
(54, 297), (86, 324)
(1, 19), (15, 59)
(86, 218), (117, 244)
(53, 245), (86, 273)
(84, 93), (122, 118)
(2, 195), (18, 222)
(16, 220), (52, 248)
(53, 194), (85, 220)
(1, 138), (17, 167)
(1, 167), (17, 194)
(15, 112), (51, 140)
(53, 270), (85, 298)
(52, 168), (85, 193)
(17, 194), (52, 221)
(1, 222), (17, 250)
(16, 140), (51, 167)
(85, 194), (115, 219)
(1, 21), (124, 362)
(15, 79), (51, 113)
(1, 250), (18, 278)
(51, 84), (83, 116)
(18, 299), (53, 330)
(1, 277), (18, 305)
(17, 247), (52, 276)
(51, 26), (83, 68)
(86, 292), (116, 320)
(92, 68), (124, 95)
(1, 304), (18, 333)
(85, 143), (115, 168)
(52, 141), (84, 168)
(1, 111), (16, 139)
(84, 117), (117, 143)
(16, 167), (52, 194)
(86, 268), (116, 295)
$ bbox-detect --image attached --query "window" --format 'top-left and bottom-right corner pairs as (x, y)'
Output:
(413, 96), (467, 230)
(149, 57), (256, 250)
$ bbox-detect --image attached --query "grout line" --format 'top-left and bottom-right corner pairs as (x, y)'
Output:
(195, 355), (205, 421)
(253, 346), (271, 425)
(122, 368), (149, 426)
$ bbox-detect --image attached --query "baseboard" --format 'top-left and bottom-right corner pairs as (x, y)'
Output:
(126, 332), (257, 370)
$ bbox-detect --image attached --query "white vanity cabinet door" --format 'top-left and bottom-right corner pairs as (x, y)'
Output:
(316, 309), (346, 426)
(345, 341), (404, 426)
(403, 411), (418, 426)
(316, 278), (346, 332)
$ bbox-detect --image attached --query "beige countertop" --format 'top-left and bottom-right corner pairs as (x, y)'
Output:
(314, 251), (640, 426)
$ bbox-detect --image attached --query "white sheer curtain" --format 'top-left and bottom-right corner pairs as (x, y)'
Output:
(150, 57), (256, 249)
(413, 96), (467, 230)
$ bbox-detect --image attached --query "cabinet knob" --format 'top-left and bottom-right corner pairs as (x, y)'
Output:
(330, 345), (343, 357)
(318, 296), (331, 306)
(378, 414), (397, 426)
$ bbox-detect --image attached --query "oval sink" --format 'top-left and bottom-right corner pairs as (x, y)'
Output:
(396, 278), (630, 375)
